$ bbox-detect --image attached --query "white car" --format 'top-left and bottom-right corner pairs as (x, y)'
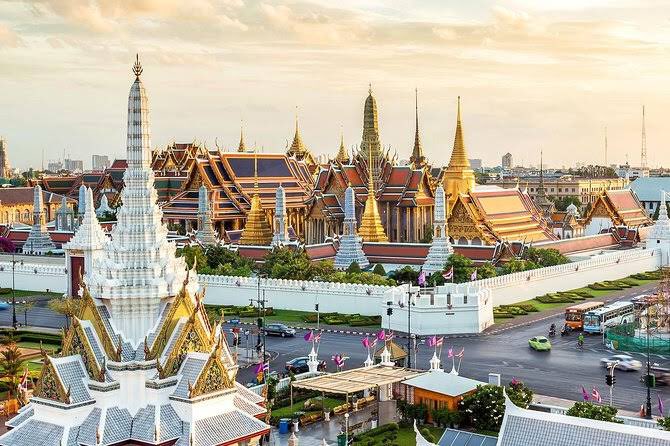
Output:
(600, 354), (642, 371)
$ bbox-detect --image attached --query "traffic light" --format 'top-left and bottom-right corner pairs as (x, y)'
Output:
(644, 374), (656, 388)
(387, 307), (393, 316)
(605, 374), (616, 386)
(315, 303), (319, 312)
(257, 317), (263, 328)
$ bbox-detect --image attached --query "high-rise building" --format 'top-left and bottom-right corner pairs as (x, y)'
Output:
(91, 154), (110, 170)
(63, 158), (84, 172)
(469, 158), (482, 170)
(502, 152), (513, 170)
(0, 137), (11, 178)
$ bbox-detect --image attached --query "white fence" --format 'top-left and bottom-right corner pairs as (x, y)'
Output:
(0, 260), (67, 294)
(441, 247), (660, 306)
(531, 403), (661, 430)
(200, 275), (392, 316)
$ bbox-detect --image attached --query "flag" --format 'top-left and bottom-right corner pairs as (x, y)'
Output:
(314, 332), (322, 343)
(254, 361), (265, 374)
(660, 394), (666, 417)
(418, 271), (426, 286)
(436, 337), (444, 347)
(427, 335), (437, 348)
(455, 347), (464, 357)
(447, 346), (453, 358)
(304, 330), (314, 342)
(592, 387), (602, 403)
(386, 331), (395, 341)
(470, 269), (477, 281)
(377, 330), (386, 341)
(581, 386), (590, 401)
(369, 338), (378, 349)
(362, 337), (370, 349)
(332, 354), (349, 367)
(442, 267), (453, 281)
(19, 368), (28, 389)
(263, 362), (270, 372)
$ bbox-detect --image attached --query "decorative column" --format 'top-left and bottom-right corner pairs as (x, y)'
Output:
(23, 185), (56, 254)
(422, 185), (454, 274)
(195, 185), (218, 245)
(334, 184), (369, 269)
(647, 190), (670, 266)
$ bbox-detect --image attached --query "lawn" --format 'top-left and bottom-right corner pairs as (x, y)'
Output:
(18, 341), (60, 352)
(270, 396), (345, 420)
(0, 289), (62, 299)
(229, 308), (381, 328)
(352, 425), (445, 446)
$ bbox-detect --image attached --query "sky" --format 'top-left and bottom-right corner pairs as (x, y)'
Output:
(1, 0), (669, 170)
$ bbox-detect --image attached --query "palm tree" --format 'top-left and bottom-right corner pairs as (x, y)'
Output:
(0, 341), (22, 397)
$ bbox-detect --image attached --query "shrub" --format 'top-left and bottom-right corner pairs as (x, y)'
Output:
(0, 288), (10, 295)
(372, 264), (386, 276)
(566, 402), (621, 423)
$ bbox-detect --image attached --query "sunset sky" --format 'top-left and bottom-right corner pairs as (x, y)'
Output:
(1, 0), (669, 170)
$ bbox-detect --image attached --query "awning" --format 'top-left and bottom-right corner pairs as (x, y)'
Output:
(291, 365), (424, 395)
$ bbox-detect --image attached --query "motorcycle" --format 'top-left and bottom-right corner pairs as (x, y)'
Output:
(548, 328), (556, 337)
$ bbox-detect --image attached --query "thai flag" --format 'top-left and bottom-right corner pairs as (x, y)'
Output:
(442, 267), (454, 281)
(369, 338), (378, 349)
(314, 332), (322, 343)
(470, 270), (477, 281)
(447, 345), (453, 357)
(418, 271), (426, 286)
(19, 368), (28, 390)
(455, 347), (464, 357)
(436, 337), (444, 348)
(361, 337), (370, 349)
(581, 386), (590, 401)
(304, 330), (314, 342)
(592, 387), (602, 403)
(427, 336), (437, 348)
(386, 331), (395, 341)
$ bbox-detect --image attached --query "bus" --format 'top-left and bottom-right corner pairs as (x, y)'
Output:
(583, 301), (635, 334)
(564, 301), (605, 330)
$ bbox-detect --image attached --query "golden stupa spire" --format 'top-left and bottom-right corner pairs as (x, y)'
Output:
(288, 106), (306, 155)
(238, 120), (246, 152)
(410, 88), (425, 168)
(443, 96), (476, 208)
(335, 126), (349, 164)
(239, 149), (273, 246)
(358, 143), (388, 242)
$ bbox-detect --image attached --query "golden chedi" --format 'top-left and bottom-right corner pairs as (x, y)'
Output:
(443, 96), (476, 208)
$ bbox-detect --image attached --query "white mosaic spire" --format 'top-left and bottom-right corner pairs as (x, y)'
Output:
(196, 184), (218, 245)
(23, 185), (56, 254)
(272, 184), (289, 246)
(55, 195), (74, 231)
(334, 184), (369, 269)
(85, 56), (197, 344)
(648, 190), (670, 261)
(78, 184), (86, 217)
(422, 185), (453, 274)
(95, 194), (113, 217)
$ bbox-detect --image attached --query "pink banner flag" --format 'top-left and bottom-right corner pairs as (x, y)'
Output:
(442, 267), (453, 281)
(592, 387), (602, 403)
(377, 330), (386, 341)
(418, 271), (426, 286)
(470, 270), (477, 281)
(255, 361), (264, 374)
(581, 386), (590, 401)
(447, 346), (453, 358)
(304, 330), (314, 342)
(427, 335), (437, 348)
(362, 337), (370, 349)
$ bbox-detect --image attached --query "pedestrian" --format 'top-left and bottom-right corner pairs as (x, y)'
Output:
(640, 404), (646, 418)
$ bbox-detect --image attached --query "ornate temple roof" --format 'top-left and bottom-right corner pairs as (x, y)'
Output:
(449, 187), (557, 245)
(584, 189), (652, 228)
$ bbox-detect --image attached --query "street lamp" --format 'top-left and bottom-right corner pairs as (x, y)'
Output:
(645, 309), (652, 419)
(404, 283), (416, 368)
(11, 251), (17, 329)
(344, 412), (350, 445)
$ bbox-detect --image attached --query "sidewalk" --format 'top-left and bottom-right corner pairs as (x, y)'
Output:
(533, 393), (640, 418)
(269, 401), (398, 446)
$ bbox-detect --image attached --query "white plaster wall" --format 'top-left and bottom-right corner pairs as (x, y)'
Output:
(200, 275), (391, 316)
(449, 247), (660, 307)
(0, 260), (67, 294)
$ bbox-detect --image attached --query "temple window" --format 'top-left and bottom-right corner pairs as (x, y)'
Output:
(471, 237), (482, 246)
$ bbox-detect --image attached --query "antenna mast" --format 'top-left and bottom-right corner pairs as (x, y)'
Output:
(641, 105), (648, 168)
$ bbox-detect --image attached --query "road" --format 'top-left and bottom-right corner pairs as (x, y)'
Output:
(231, 283), (669, 413)
(0, 295), (66, 329)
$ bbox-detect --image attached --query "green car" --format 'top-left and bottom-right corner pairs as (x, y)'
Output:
(529, 336), (552, 351)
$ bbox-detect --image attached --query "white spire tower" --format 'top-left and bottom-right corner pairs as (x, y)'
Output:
(648, 190), (670, 266)
(85, 55), (197, 344)
(23, 185), (56, 254)
(334, 184), (369, 269)
(272, 184), (289, 246)
(422, 185), (454, 274)
(196, 184), (218, 245)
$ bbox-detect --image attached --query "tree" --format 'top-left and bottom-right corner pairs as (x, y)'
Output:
(524, 247), (569, 267)
(549, 196), (582, 212)
(566, 402), (621, 423)
(0, 339), (22, 397)
(176, 245), (206, 270)
(507, 378), (533, 408)
(476, 262), (497, 279)
(346, 262), (362, 274)
(390, 266), (419, 285)
(202, 246), (254, 277)
(500, 258), (539, 275)
(9, 177), (26, 187)
(658, 416), (670, 431)
(444, 254), (475, 283)
(459, 385), (505, 432)
(17, 300), (36, 327)
(0, 237), (15, 253)
(258, 247), (314, 280)
(373, 264), (386, 276)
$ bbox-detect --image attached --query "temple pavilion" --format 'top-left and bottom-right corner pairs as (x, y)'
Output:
(0, 56), (269, 446)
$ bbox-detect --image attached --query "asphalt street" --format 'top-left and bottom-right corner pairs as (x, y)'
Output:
(0, 295), (66, 329)
(232, 283), (669, 413)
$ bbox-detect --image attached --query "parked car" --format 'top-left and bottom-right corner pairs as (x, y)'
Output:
(263, 323), (296, 337)
(529, 336), (551, 351)
(600, 354), (642, 371)
(286, 356), (327, 374)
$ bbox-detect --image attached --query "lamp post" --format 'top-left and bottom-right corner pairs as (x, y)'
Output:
(344, 412), (350, 445)
(406, 283), (416, 369)
(11, 251), (17, 329)
(646, 309), (652, 419)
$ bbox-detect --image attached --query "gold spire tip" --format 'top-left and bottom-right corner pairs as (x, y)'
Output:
(133, 54), (143, 78)
(368, 83), (372, 95)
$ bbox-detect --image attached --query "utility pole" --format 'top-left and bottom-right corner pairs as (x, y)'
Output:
(406, 283), (414, 369)
(646, 307), (653, 419)
(250, 275), (268, 381)
(11, 251), (17, 329)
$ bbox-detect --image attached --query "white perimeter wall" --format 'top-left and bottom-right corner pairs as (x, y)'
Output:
(450, 247), (660, 307)
(200, 275), (390, 316)
(0, 260), (67, 294)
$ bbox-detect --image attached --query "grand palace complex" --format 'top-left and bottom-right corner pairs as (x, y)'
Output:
(7, 76), (651, 261)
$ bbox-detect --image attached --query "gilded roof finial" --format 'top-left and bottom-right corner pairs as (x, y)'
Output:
(238, 119), (246, 152)
(368, 83), (372, 95)
(133, 53), (143, 79)
(253, 149), (259, 191)
(411, 87), (424, 167)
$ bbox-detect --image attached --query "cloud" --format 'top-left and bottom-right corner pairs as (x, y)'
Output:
(0, 23), (23, 48)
